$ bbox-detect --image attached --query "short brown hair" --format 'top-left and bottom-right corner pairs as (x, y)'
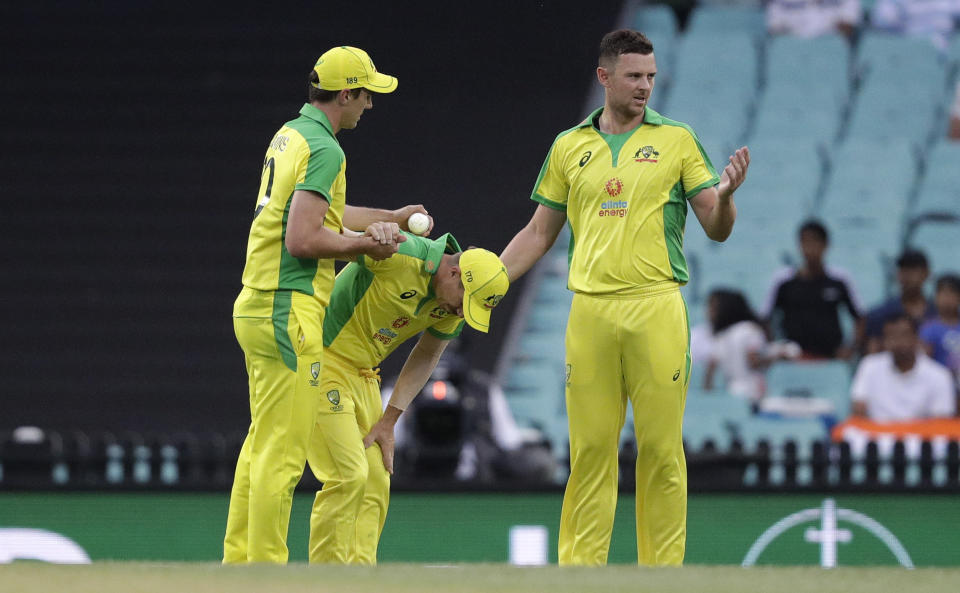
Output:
(307, 70), (362, 103)
(599, 30), (654, 69)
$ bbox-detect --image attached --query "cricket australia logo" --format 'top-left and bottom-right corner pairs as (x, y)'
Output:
(483, 294), (504, 310)
(604, 177), (623, 197)
(326, 389), (343, 412)
(430, 306), (448, 320)
(634, 145), (660, 163)
(309, 362), (321, 387)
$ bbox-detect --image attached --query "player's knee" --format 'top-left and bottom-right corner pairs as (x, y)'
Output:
(636, 441), (683, 473)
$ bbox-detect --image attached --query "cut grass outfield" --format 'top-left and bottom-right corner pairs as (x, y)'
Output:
(2, 563), (959, 593)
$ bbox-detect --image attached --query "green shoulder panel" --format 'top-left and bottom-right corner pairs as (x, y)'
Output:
(286, 118), (344, 200)
(322, 263), (376, 347)
(529, 123), (585, 205)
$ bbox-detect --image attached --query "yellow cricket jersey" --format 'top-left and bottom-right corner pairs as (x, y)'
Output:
(532, 107), (719, 295)
(323, 232), (466, 369)
(237, 103), (346, 314)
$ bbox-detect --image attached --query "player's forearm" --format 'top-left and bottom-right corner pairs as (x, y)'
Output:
(386, 341), (447, 412)
(285, 226), (379, 261)
(342, 205), (401, 232)
(700, 194), (737, 242)
(500, 226), (555, 283)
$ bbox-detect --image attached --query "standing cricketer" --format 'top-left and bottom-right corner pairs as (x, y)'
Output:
(307, 233), (509, 564)
(500, 30), (750, 565)
(224, 46), (433, 564)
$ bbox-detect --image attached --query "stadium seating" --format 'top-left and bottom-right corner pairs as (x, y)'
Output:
(766, 360), (854, 419)
(912, 142), (960, 217)
(907, 216), (960, 276)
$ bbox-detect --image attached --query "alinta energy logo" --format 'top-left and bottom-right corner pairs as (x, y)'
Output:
(599, 198), (628, 218)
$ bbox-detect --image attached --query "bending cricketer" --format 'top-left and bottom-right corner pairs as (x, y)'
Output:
(500, 30), (750, 565)
(307, 234), (509, 564)
(224, 46), (433, 564)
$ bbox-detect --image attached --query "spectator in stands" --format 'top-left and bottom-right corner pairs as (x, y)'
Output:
(949, 82), (960, 140)
(703, 289), (800, 402)
(919, 274), (960, 382)
(863, 249), (935, 354)
(851, 314), (956, 420)
(870, 0), (956, 52)
(762, 220), (863, 359)
(766, 0), (862, 39)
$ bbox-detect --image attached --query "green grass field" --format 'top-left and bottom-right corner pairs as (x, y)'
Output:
(2, 563), (959, 593)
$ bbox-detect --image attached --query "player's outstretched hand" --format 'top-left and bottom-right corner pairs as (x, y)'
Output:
(395, 204), (434, 236)
(717, 146), (750, 200)
(365, 221), (404, 245)
(362, 420), (396, 474)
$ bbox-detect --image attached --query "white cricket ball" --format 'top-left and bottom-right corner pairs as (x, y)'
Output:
(407, 212), (430, 235)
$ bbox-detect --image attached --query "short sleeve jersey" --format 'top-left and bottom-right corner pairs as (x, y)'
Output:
(240, 103), (346, 308)
(531, 107), (718, 295)
(323, 232), (466, 369)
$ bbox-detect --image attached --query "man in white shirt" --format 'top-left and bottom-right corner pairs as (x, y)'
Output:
(851, 314), (956, 421)
(767, 0), (862, 39)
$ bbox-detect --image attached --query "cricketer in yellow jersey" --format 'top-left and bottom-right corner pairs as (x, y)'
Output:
(224, 46), (437, 565)
(500, 30), (750, 566)
(306, 233), (510, 564)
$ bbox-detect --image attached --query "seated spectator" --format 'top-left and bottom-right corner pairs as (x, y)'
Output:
(703, 289), (800, 402)
(949, 82), (960, 140)
(870, 0), (956, 51)
(863, 249), (936, 354)
(766, 0), (861, 39)
(851, 314), (956, 421)
(761, 219), (863, 359)
(919, 274), (960, 381)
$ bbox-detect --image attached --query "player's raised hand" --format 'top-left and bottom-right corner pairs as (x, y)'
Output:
(365, 221), (404, 245)
(395, 204), (434, 236)
(362, 420), (396, 474)
(717, 146), (750, 200)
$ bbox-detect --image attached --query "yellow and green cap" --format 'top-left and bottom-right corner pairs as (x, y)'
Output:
(311, 46), (398, 93)
(459, 248), (510, 333)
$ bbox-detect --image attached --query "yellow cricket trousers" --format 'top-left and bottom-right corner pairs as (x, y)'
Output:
(307, 350), (390, 564)
(223, 288), (326, 564)
(559, 285), (690, 566)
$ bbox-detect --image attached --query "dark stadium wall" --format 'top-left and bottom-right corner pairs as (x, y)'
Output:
(0, 0), (622, 432)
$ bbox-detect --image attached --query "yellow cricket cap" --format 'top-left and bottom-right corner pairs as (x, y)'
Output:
(459, 249), (510, 333)
(311, 46), (398, 93)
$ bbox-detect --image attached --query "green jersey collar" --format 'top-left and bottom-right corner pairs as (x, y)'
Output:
(579, 106), (664, 129)
(298, 103), (337, 137)
(423, 232), (462, 275)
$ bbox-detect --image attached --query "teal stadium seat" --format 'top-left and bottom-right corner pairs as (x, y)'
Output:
(908, 219), (960, 276)
(755, 35), (851, 143)
(765, 360), (853, 419)
(733, 416), (827, 476)
(817, 139), (915, 247)
(691, 246), (790, 312)
(685, 6), (766, 38)
(847, 34), (946, 144)
(683, 388), (753, 452)
(912, 142), (960, 217)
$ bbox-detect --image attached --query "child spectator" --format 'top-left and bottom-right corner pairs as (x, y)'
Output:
(919, 274), (960, 381)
